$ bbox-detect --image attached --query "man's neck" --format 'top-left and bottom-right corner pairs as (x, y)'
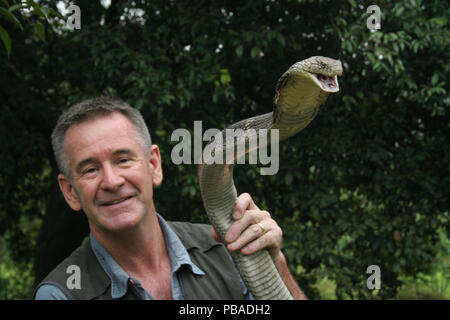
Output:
(90, 212), (170, 279)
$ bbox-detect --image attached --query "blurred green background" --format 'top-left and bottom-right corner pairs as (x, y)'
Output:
(0, 0), (448, 299)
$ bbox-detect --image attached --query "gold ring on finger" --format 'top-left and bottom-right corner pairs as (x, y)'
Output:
(257, 222), (266, 234)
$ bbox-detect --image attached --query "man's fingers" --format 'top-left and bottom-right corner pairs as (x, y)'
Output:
(225, 209), (270, 243)
(211, 227), (220, 242)
(227, 218), (279, 250)
(233, 193), (260, 219)
(227, 222), (265, 251)
(240, 224), (283, 260)
(240, 232), (272, 255)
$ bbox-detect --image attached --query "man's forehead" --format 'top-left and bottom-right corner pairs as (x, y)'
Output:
(63, 112), (140, 160)
(65, 112), (134, 139)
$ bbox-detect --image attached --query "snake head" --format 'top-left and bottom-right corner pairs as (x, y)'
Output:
(291, 56), (343, 93)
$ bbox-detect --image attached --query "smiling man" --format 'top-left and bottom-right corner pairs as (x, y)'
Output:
(33, 97), (306, 300)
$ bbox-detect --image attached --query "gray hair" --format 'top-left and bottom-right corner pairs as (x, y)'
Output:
(51, 96), (152, 179)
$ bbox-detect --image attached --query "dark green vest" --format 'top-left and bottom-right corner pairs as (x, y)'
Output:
(33, 221), (245, 300)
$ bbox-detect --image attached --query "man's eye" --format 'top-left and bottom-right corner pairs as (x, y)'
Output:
(83, 167), (97, 175)
(119, 158), (130, 164)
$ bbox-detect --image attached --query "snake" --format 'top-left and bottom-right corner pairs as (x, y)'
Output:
(198, 56), (343, 299)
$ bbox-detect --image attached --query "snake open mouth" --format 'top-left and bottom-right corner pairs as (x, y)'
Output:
(312, 73), (339, 93)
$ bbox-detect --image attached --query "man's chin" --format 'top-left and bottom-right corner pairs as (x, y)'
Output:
(91, 209), (146, 234)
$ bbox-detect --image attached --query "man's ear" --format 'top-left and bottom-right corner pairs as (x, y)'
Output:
(57, 174), (82, 211)
(149, 144), (163, 187)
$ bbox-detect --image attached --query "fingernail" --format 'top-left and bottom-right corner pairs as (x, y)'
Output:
(233, 210), (242, 219)
(228, 242), (237, 250)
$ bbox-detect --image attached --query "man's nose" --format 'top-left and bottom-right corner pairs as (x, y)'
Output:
(100, 163), (125, 191)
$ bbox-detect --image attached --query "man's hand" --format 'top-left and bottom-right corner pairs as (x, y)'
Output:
(210, 192), (283, 262)
(210, 192), (308, 300)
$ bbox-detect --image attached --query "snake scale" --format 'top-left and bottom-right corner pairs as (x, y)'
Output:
(198, 56), (343, 299)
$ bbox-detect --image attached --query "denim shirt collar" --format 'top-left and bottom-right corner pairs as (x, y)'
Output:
(90, 213), (205, 299)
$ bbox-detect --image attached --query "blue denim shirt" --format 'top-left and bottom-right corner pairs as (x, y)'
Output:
(35, 214), (252, 300)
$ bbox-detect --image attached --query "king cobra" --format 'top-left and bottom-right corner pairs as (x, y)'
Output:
(198, 56), (343, 299)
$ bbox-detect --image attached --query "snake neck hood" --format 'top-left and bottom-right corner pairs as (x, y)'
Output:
(272, 56), (343, 139)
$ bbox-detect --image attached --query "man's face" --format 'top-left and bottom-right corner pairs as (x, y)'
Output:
(58, 112), (162, 233)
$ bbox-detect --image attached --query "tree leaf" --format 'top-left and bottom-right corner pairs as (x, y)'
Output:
(26, 0), (45, 18)
(250, 46), (259, 58)
(0, 7), (23, 30)
(8, 4), (22, 13)
(235, 45), (243, 57)
(285, 172), (293, 186)
(429, 17), (447, 26)
(40, 6), (50, 20)
(35, 22), (45, 42)
(220, 69), (231, 85)
(46, 8), (64, 20)
(0, 24), (11, 57)
(431, 74), (439, 86)
(276, 34), (286, 47)
(348, 0), (356, 8)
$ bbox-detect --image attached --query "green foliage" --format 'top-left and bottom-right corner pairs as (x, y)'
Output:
(0, 24), (10, 56)
(0, 235), (35, 299)
(0, 0), (448, 299)
(0, 259), (34, 299)
(310, 228), (450, 299)
(395, 228), (450, 299)
(0, 0), (64, 57)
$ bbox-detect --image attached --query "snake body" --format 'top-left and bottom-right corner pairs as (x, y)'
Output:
(198, 56), (343, 299)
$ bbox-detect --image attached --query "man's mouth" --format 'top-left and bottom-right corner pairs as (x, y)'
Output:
(100, 195), (134, 206)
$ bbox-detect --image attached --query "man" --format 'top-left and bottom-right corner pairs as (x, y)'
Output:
(34, 97), (306, 300)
